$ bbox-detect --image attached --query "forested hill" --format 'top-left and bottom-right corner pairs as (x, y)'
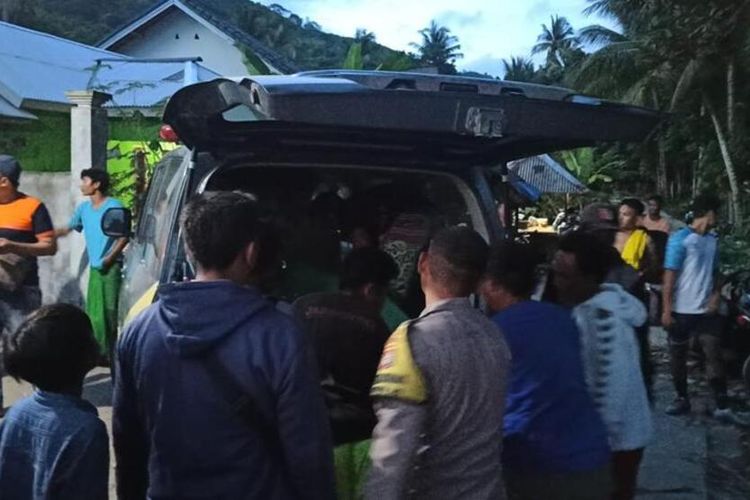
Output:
(0, 0), (414, 70)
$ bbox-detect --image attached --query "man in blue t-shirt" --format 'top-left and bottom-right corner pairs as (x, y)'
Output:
(662, 194), (746, 424)
(480, 241), (611, 499)
(56, 169), (128, 362)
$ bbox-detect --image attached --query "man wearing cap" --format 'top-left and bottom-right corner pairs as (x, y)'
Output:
(0, 155), (57, 414)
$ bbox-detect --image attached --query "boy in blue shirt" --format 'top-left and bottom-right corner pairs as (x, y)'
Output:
(56, 169), (128, 361)
(480, 241), (611, 500)
(0, 304), (108, 499)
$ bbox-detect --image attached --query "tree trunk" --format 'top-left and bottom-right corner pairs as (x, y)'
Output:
(705, 95), (743, 229)
(650, 88), (668, 194)
(727, 58), (737, 142)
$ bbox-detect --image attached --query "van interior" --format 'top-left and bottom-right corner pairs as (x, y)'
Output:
(202, 165), (488, 318)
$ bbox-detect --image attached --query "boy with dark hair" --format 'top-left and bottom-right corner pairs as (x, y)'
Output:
(56, 168), (127, 361)
(481, 241), (611, 500)
(366, 226), (511, 500)
(553, 232), (652, 500)
(113, 191), (335, 500)
(662, 194), (747, 424)
(0, 304), (108, 499)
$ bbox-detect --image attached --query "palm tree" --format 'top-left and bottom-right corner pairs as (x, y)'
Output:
(411, 21), (463, 74)
(575, 0), (750, 225)
(502, 57), (536, 82)
(532, 15), (578, 68)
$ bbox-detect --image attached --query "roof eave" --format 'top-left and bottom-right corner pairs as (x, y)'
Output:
(97, 0), (178, 48)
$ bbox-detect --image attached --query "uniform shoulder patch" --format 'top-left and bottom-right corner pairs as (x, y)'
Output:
(370, 320), (427, 404)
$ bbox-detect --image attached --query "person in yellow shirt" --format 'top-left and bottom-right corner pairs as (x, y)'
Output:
(615, 198), (659, 280)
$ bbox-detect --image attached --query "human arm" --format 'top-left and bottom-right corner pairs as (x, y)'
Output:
(661, 231), (687, 328)
(0, 236), (56, 256)
(0, 202), (58, 256)
(102, 237), (129, 271)
(113, 327), (150, 500)
(365, 400), (428, 499)
(662, 270), (676, 328)
(275, 326), (336, 500)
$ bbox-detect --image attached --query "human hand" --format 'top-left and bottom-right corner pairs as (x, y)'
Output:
(0, 238), (14, 254)
(706, 293), (720, 314)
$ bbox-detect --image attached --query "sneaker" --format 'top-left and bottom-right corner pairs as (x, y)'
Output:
(665, 397), (691, 415)
(713, 408), (750, 426)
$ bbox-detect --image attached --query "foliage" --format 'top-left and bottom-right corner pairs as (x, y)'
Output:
(0, 111), (70, 172)
(342, 43), (363, 70)
(410, 21), (463, 74)
(502, 56), (536, 82)
(531, 15), (579, 68)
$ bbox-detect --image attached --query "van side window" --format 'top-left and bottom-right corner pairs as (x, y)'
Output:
(121, 151), (186, 313)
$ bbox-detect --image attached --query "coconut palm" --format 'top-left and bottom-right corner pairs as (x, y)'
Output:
(531, 15), (578, 68)
(411, 21), (463, 74)
(502, 56), (536, 82)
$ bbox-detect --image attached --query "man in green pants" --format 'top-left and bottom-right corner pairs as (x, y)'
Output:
(57, 169), (128, 363)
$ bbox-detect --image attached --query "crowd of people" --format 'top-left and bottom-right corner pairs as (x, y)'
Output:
(0, 165), (743, 499)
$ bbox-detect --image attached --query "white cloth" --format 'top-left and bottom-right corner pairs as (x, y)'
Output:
(573, 283), (652, 451)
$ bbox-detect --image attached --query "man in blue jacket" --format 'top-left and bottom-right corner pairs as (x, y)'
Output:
(480, 241), (612, 500)
(113, 191), (335, 500)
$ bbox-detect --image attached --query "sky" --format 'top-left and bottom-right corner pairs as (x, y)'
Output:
(258, 0), (617, 77)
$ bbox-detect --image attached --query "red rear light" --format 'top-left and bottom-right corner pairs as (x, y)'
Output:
(159, 124), (179, 142)
(736, 315), (750, 327)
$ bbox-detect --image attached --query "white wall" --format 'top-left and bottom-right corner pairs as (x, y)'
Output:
(19, 172), (87, 307)
(113, 7), (252, 77)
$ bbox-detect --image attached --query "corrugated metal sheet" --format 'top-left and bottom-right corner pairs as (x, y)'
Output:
(0, 21), (219, 114)
(508, 154), (587, 194)
(0, 94), (37, 120)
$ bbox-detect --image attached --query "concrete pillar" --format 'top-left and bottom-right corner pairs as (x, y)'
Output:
(65, 90), (111, 283)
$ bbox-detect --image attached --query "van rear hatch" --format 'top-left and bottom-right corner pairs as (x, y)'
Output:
(163, 71), (660, 167)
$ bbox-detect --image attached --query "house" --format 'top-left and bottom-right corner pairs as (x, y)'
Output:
(508, 154), (587, 194)
(97, 0), (299, 76)
(0, 20), (219, 176)
(0, 20), (219, 122)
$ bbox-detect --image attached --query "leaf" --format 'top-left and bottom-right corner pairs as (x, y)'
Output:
(342, 42), (363, 70)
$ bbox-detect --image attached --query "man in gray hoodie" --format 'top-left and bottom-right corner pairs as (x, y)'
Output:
(365, 226), (511, 500)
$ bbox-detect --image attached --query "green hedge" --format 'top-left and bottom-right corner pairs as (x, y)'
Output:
(0, 111), (161, 172)
(0, 111), (71, 172)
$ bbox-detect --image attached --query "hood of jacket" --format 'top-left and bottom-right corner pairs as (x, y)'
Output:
(582, 282), (647, 328)
(157, 280), (271, 358)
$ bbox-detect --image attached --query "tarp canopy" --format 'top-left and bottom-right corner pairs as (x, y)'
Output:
(508, 154), (587, 194)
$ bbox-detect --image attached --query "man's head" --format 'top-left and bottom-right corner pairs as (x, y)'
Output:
(481, 241), (539, 313)
(0, 155), (21, 195)
(181, 191), (261, 284)
(340, 247), (399, 310)
(3, 304), (99, 394)
(80, 168), (109, 196)
(690, 193), (721, 232)
(579, 202), (618, 246)
(553, 232), (612, 307)
(619, 198), (645, 231)
(647, 194), (663, 218)
(418, 226), (489, 300)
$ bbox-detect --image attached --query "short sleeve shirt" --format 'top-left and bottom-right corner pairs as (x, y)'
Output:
(69, 198), (124, 270)
(664, 227), (719, 314)
(0, 194), (54, 286)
